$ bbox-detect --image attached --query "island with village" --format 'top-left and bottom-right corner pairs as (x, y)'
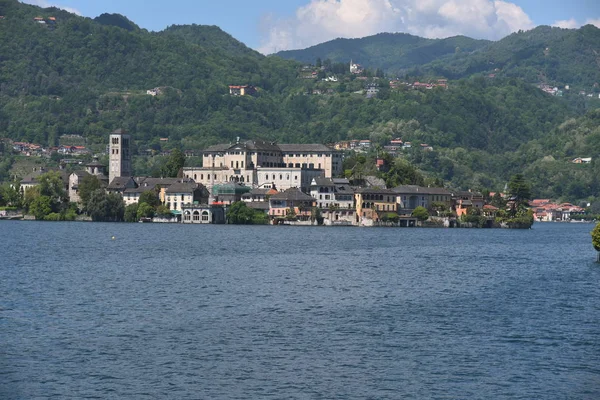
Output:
(0, 128), (587, 229)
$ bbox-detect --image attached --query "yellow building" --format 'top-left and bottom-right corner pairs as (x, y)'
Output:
(355, 188), (397, 225)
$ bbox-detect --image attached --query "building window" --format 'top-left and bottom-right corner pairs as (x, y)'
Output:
(202, 211), (209, 221)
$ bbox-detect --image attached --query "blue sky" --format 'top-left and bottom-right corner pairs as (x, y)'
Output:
(22, 0), (600, 53)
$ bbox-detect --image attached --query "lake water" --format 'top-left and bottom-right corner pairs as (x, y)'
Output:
(1, 221), (599, 399)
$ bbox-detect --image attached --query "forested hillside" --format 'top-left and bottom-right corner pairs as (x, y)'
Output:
(1, 0), (600, 203)
(276, 25), (600, 90)
(414, 25), (600, 89)
(275, 33), (489, 75)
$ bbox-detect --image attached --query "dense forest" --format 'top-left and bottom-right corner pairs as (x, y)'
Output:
(1, 0), (600, 204)
(275, 33), (490, 75)
(276, 25), (600, 89)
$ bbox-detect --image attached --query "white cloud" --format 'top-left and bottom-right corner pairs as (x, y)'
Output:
(552, 17), (600, 29)
(552, 18), (579, 29)
(21, 0), (82, 16)
(585, 18), (600, 28)
(258, 0), (534, 54)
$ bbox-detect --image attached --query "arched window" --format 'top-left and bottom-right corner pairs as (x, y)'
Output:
(202, 211), (209, 221)
(193, 211), (200, 221)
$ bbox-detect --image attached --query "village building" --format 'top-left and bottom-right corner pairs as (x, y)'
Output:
(309, 177), (356, 225)
(242, 187), (278, 203)
(268, 188), (315, 222)
(68, 159), (109, 203)
(228, 85), (257, 96)
(355, 188), (397, 225)
(20, 166), (69, 196)
(392, 185), (452, 214)
(452, 191), (485, 217)
(310, 177), (354, 210)
(182, 139), (342, 191)
(164, 182), (210, 213)
(182, 204), (226, 224)
(211, 183), (251, 205)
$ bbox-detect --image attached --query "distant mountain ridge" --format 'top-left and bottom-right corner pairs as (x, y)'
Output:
(275, 26), (600, 88)
(275, 33), (490, 76)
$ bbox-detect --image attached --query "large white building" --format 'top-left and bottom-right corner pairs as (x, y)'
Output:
(182, 139), (343, 192)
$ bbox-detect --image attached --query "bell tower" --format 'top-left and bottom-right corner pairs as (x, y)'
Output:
(109, 128), (132, 184)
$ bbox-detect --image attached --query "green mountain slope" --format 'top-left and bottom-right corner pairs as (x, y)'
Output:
(416, 25), (600, 88)
(2, 0), (600, 202)
(275, 25), (600, 89)
(275, 33), (490, 75)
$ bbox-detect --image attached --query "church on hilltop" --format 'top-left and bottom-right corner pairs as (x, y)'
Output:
(350, 60), (363, 75)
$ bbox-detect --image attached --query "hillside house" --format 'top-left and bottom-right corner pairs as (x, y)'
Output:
(572, 157), (592, 164)
(229, 85), (256, 96)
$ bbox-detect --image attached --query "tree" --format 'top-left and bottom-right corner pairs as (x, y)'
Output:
(383, 159), (425, 188)
(0, 183), (21, 207)
(412, 206), (429, 222)
(136, 202), (155, 220)
(87, 189), (125, 222)
(592, 223), (600, 262)
(508, 173), (532, 217)
(160, 149), (186, 178)
(124, 203), (139, 222)
(227, 201), (254, 224)
(156, 204), (171, 217)
(508, 174), (531, 204)
(78, 175), (101, 211)
(139, 190), (160, 208)
(29, 195), (52, 220)
(38, 171), (66, 204)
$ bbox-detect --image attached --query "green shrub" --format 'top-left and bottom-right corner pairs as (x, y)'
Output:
(44, 213), (62, 221)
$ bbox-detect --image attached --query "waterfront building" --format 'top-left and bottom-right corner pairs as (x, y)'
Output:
(182, 204), (226, 224)
(392, 185), (452, 215)
(355, 188), (398, 225)
(268, 188), (315, 221)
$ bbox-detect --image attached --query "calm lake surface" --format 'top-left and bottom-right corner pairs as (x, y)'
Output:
(1, 221), (599, 399)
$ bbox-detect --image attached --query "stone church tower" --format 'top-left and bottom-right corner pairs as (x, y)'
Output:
(108, 129), (132, 184)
